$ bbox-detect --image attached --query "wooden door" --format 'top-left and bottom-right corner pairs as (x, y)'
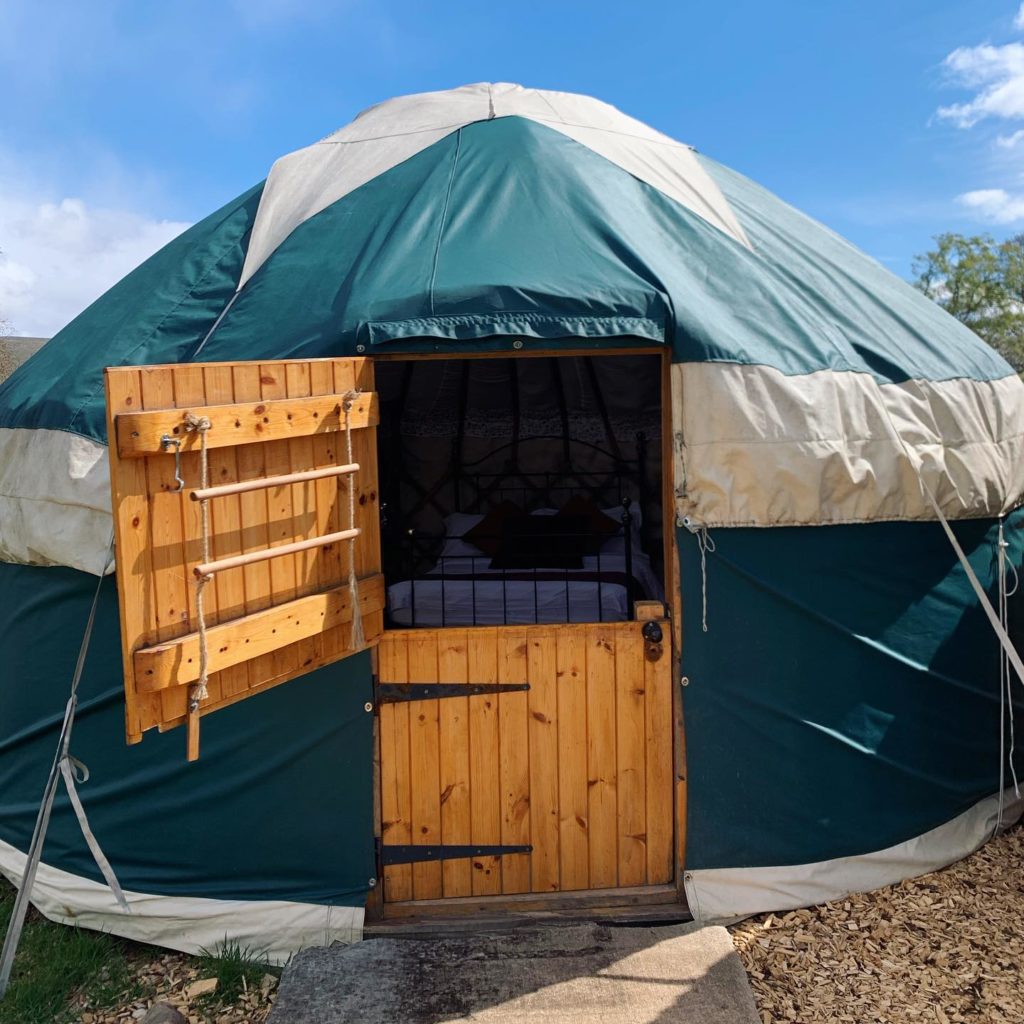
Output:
(376, 620), (675, 904)
(105, 357), (384, 759)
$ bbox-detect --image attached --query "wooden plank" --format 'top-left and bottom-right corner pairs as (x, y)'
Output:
(436, 631), (472, 898)
(527, 631), (559, 892)
(310, 360), (344, 662)
(171, 365), (225, 730)
(134, 574), (386, 689)
(229, 363), (275, 693)
(406, 634), (442, 900)
(380, 883), (680, 920)
(467, 629), (502, 896)
(152, 626), (382, 732)
(283, 362), (321, 697)
(105, 368), (158, 742)
(585, 624), (618, 889)
(497, 630), (531, 894)
(663, 349), (686, 894)
(172, 366), (208, 626)
(675, 663), (688, 898)
(327, 360), (359, 658)
(645, 627), (674, 885)
(114, 391), (379, 456)
(556, 629), (589, 891)
(377, 635), (413, 903)
(259, 364), (301, 681)
(201, 364), (248, 698)
(616, 630), (647, 887)
(634, 601), (665, 621)
(139, 368), (190, 728)
(346, 359), (380, 605)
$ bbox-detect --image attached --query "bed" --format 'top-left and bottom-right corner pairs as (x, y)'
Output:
(383, 436), (663, 627)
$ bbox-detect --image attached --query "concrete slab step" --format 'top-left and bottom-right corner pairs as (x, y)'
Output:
(268, 921), (759, 1024)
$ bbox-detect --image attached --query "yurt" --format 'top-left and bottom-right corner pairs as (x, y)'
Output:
(1, 83), (1022, 961)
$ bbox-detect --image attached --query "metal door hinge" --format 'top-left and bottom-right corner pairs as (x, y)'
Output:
(376, 682), (529, 703)
(379, 843), (532, 866)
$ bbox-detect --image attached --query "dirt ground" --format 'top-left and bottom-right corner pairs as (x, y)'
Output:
(730, 822), (1024, 1024)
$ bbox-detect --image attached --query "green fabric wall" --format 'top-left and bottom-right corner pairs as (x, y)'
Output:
(681, 511), (1024, 870)
(0, 561), (374, 905)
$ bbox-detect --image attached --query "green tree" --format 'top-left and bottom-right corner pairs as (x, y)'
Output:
(913, 233), (1024, 371)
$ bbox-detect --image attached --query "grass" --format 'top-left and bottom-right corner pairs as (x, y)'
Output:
(0, 879), (279, 1022)
(0, 879), (142, 1024)
(196, 939), (274, 1004)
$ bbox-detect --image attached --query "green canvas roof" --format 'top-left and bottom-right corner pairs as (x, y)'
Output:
(0, 82), (1021, 576)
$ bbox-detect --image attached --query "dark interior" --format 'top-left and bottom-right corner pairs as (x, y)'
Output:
(375, 353), (665, 627)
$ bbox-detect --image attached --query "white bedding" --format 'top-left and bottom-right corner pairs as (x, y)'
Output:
(387, 506), (662, 627)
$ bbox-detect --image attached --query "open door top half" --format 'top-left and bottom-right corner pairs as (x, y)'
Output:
(104, 357), (383, 760)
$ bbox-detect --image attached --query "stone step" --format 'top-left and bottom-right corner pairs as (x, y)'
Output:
(268, 921), (759, 1024)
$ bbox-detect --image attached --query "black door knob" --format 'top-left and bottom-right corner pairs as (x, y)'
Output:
(641, 620), (663, 644)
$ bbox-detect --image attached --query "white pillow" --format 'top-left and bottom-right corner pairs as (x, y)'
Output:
(443, 511), (485, 536)
(440, 512), (486, 557)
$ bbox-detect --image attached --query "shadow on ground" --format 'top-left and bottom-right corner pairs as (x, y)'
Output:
(268, 921), (759, 1024)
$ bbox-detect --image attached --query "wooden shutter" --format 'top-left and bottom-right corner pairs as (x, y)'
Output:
(104, 357), (383, 759)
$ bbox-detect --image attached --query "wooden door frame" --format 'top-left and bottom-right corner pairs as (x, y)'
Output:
(365, 345), (686, 920)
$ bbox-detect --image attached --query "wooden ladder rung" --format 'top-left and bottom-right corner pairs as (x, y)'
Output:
(190, 462), (359, 502)
(195, 528), (360, 577)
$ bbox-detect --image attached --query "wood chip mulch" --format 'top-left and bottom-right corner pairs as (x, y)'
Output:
(730, 822), (1024, 1023)
(74, 954), (277, 1024)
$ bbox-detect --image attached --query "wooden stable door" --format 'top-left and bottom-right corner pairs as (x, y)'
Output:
(105, 357), (384, 759)
(376, 621), (675, 904)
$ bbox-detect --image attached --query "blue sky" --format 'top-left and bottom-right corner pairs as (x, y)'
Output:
(2, 0), (1024, 336)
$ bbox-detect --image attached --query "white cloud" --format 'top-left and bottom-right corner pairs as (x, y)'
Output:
(0, 187), (190, 337)
(995, 127), (1024, 147)
(936, 42), (1024, 127)
(957, 187), (1024, 222)
(934, 15), (1024, 226)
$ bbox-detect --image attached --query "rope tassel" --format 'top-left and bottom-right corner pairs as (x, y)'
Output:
(342, 390), (365, 652)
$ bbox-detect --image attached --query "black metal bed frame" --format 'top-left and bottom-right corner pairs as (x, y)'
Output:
(383, 433), (650, 627)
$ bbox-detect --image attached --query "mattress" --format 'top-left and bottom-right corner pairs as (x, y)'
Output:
(386, 551), (663, 627)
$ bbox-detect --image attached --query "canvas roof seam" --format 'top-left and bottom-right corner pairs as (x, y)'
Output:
(683, 357), (1020, 387)
(428, 128), (463, 317)
(315, 122), (473, 144)
(314, 116), (701, 152)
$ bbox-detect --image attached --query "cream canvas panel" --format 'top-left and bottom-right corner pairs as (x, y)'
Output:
(684, 788), (1024, 924)
(0, 427), (113, 576)
(672, 362), (1024, 527)
(0, 835), (362, 965)
(239, 82), (750, 288)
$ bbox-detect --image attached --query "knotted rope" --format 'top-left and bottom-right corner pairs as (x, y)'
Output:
(342, 390), (365, 651)
(185, 412), (213, 711)
(997, 518), (1021, 832)
(696, 526), (715, 633)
